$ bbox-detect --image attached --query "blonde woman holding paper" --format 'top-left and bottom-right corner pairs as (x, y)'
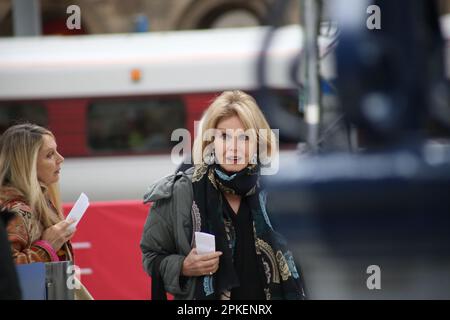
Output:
(0, 123), (92, 299)
(141, 91), (306, 300)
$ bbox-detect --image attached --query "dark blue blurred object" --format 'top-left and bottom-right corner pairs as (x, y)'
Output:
(335, 0), (449, 144)
(263, 0), (450, 299)
(266, 145), (450, 299)
(134, 14), (149, 33)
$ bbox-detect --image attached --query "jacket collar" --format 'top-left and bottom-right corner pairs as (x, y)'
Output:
(143, 167), (194, 203)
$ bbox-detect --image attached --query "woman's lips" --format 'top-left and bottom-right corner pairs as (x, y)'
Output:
(226, 156), (243, 164)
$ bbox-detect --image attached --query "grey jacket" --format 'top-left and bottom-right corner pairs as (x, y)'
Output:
(140, 167), (197, 300)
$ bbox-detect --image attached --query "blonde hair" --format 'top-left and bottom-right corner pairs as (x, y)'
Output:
(0, 123), (64, 228)
(193, 90), (278, 165)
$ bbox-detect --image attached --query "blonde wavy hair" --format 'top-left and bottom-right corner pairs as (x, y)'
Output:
(192, 90), (278, 166)
(0, 123), (64, 229)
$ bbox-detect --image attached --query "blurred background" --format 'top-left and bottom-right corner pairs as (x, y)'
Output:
(0, 0), (449, 300)
(0, 0), (301, 35)
(0, 0), (307, 202)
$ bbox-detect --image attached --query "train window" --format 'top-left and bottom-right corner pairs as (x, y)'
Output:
(87, 98), (186, 153)
(0, 103), (48, 134)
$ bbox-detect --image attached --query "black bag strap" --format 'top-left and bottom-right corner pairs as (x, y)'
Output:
(151, 255), (167, 300)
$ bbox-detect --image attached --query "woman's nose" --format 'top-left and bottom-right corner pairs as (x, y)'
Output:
(226, 137), (238, 151)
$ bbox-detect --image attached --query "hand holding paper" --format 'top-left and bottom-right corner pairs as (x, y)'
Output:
(182, 232), (220, 277)
(66, 193), (89, 231)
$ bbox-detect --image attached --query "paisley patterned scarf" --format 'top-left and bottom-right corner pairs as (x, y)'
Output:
(191, 163), (306, 300)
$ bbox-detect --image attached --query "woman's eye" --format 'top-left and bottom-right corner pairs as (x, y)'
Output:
(221, 133), (231, 140)
(47, 152), (54, 158)
(238, 135), (249, 141)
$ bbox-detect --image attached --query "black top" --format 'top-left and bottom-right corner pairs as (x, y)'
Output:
(0, 211), (22, 299)
(224, 199), (266, 300)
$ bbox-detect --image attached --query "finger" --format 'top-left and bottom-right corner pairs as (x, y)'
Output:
(58, 221), (71, 230)
(200, 267), (214, 276)
(61, 223), (77, 233)
(64, 219), (77, 227)
(197, 258), (219, 269)
(66, 229), (76, 238)
(208, 267), (217, 275)
(198, 251), (222, 261)
(209, 263), (219, 274)
(204, 266), (218, 275)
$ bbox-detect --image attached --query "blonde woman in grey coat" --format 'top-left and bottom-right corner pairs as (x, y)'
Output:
(141, 90), (306, 300)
